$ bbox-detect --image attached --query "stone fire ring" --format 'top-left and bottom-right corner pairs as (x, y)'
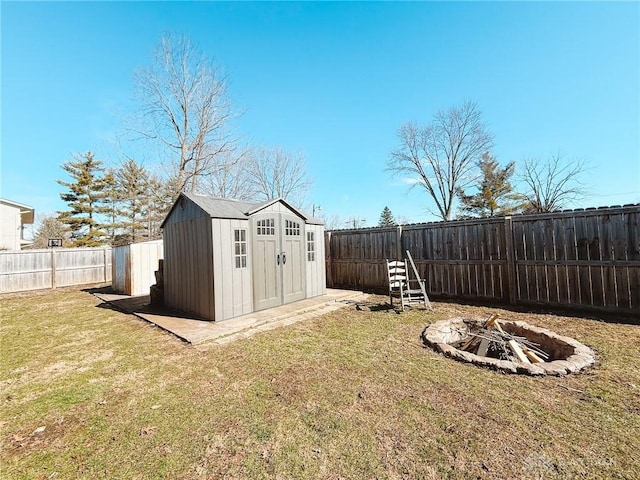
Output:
(422, 317), (596, 376)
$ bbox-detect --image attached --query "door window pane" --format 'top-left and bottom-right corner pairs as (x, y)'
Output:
(234, 229), (247, 268)
(307, 231), (315, 261)
(285, 219), (301, 236)
(257, 219), (275, 235)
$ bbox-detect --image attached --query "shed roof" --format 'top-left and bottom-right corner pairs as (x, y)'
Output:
(186, 194), (257, 220)
(162, 193), (324, 227)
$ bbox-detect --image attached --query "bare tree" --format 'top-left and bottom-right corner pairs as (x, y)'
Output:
(388, 101), (493, 221)
(395, 215), (412, 226)
(247, 146), (313, 206)
(344, 216), (367, 229)
(135, 34), (237, 195)
(318, 213), (344, 231)
(202, 148), (256, 200)
(519, 153), (588, 213)
(28, 214), (70, 249)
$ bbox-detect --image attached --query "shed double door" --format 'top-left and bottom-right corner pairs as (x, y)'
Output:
(252, 212), (306, 311)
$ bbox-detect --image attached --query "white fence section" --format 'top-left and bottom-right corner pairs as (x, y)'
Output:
(0, 248), (112, 294)
(112, 240), (163, 296)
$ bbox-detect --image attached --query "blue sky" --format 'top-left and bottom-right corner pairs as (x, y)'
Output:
(2, 1), (639, 227)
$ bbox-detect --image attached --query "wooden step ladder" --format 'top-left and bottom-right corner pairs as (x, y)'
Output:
(386, 250), (432, 311)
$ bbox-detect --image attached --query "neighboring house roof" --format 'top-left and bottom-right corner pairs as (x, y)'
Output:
(162, 193), (324, 227)
(0, 198), (35, 224)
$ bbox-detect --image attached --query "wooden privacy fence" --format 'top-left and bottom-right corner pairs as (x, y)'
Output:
(325, 205), (640, 314)
(0, 247), (112, 294)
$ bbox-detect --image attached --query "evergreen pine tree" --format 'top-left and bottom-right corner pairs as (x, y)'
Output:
(457, 154), (525, 218)
(57, 152), (109, 247)
(101, 168), (122, 244)
(115, 159), (150, 244)
(378, 206), (396, 227)
(144, 174), (180, 240)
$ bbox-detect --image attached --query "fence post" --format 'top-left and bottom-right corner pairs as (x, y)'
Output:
(325, 231), (332, 288)
(396, 225), (403, 260)
(51, 249), (57, 289)
(103, 248), (108, 283)
(504, 216), (517, 304)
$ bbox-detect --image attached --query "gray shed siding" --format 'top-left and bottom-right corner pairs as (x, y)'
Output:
(305, 224), (326, 297)
(162, 193), (326, 322)
(112, 240), (163, 296)
(112, 246), (127, 294)
(211, 218), (253, 320)
(163, 200), (215, 319)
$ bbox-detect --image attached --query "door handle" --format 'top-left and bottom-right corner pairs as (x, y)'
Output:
(282, 252), (286, 265)
(276, 253), (280, 265)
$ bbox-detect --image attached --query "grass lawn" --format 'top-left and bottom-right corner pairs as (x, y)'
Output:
(1, 287), (639, 479)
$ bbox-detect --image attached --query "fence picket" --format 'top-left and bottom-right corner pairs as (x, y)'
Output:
(1, 248), (112, 294)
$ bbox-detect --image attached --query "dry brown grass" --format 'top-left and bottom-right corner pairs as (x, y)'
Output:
(1, 287), (639, 479)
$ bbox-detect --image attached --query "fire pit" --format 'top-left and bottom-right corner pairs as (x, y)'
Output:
(422, 316), (595, 376)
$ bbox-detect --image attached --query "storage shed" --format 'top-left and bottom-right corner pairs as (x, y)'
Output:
(112, 239), (164, 296)
(161, 193), (326, 321)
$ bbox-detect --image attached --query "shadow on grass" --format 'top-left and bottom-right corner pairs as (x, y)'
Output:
(341, 299), (411, 315)
(83, 285), (114, 295)
(84, 286), (207, 321)
(427, 295), (640, 327)
(353, 287), (639, 326)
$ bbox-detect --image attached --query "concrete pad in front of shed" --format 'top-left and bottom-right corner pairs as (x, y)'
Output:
(93, 289), (366, 346)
